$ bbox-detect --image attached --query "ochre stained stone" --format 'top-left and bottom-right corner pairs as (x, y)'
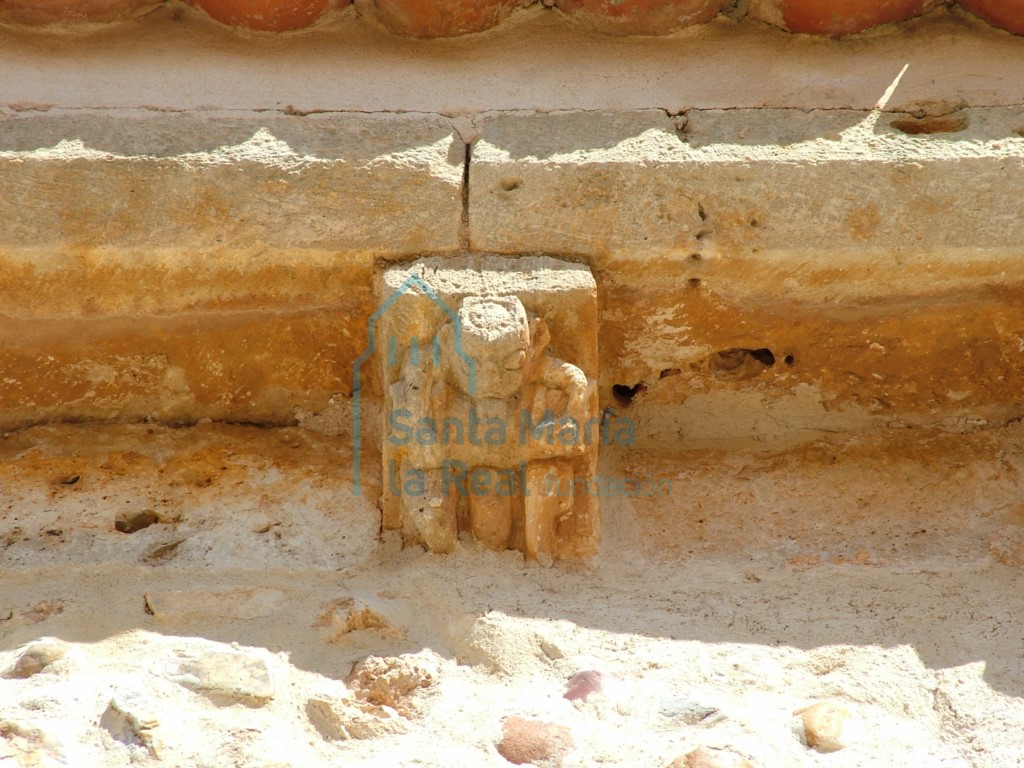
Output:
(959, 0), (1024, 35)
(189, 0), (348, 30)
(0, 0), (158, 24)
(556, 0), (728, 35)
(358, 0), (526, 37)
(748, 0), (939, 36)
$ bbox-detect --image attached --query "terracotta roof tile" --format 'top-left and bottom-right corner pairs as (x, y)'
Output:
(0, 0), (1020, 36)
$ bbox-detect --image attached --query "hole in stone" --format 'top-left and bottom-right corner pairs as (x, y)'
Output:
(890, 114), (968, 135)
(660, 368), (681, 379)
(612, 383), (647, 405)
(499, 177), (522, 192)
(709, 348), (776, 381)
(697, 202), (707, 221)
(784, 354), (795, 366)
(695, 229), (711, 240)
(688, 277), (701, 288)
(689, 253), (702, 261)
(749, 217), (760, 228)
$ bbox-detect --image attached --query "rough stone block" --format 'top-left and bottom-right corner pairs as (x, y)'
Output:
(470, 109), (1024, 436)
(0, 111), (462, 428)
(0, 112), (463, 267)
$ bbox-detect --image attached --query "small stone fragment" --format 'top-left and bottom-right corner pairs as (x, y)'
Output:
(671, 746), (757, 768)
(305, 696), (407, 741)
(564, 670), (612, 702)
(497, 717), (574, 766)
(313, 597), (402, 641)
(346, 652), (438, 714)
(658, 696), (721, 724)
(115, 509), (159, 534)
(168, 649), (274, 707)
(140, 538), (187, 565)
(796, 700), (858, 752)
(4, 638), (69, 679)
(100, 691), (163, 757)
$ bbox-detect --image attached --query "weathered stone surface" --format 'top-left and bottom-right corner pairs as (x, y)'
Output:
(0, 113), (461, 263)
(3, 638), (69, 679)
(100, 695), (161, 757)
(748, 0), (939, 36)
(377, 256), (600, 560)
(796, 700), (859, 752)
(145, 588), (289, 621)
(0, 112), (461, 430)
(357, 0), (526, 37)
(471, 109), (1024, 436)
(346, 652), (439, 714)
(497, 717), (574, 766)
(556, 0), (727, 35)
(313, 597), (402, 641)
(0, 310), (355, 430)
(190, 0), (347, 31)
(959, 0), (1024, 35)
(167, 649), (275, 706)
(305, 696), (407, 740)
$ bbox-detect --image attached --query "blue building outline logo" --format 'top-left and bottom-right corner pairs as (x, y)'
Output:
(352, 273), (477, 495)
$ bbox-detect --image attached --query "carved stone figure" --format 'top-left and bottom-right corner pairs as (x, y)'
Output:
(376, 256), (600, 561)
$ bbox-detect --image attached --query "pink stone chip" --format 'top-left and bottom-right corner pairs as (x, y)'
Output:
(563, 669), (607, 702)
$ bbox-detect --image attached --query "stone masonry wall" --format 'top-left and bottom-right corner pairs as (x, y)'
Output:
(1, 7), (1023, 448)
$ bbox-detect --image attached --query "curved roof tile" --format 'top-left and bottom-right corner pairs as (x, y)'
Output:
(0, 0), (1019, 36)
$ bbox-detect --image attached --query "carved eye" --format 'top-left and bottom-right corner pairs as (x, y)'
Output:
(503, 350), (526, 370)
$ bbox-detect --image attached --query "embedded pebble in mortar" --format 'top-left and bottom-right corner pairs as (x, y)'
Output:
(497, 717), (575, 767)
(346, 651), (439, 714)
(114, 509), (159, 534)
(796, 700), (859, 752)
(658, 695), (722, 724)
(564, 669), (611, 702)
(305, 696), (408, 741)
(313, 597), (403, 641)
(4, 638), (69, 679)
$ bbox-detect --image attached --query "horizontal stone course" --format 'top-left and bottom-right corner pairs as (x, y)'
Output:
(0, 111), (458, 429)
(470, 107), (1024, 431)
(2, 107), (1023, 442)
